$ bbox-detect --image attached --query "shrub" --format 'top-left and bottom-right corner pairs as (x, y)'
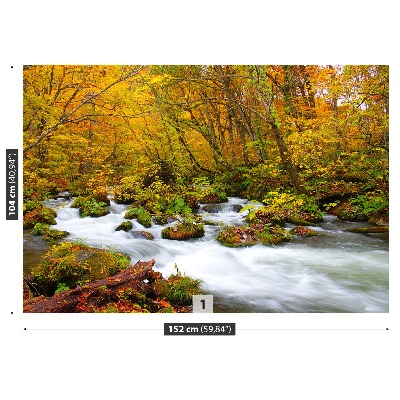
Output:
(337, 192), (388, 221)
(71, 196), (109, 218)
(155, 274), (203, 306)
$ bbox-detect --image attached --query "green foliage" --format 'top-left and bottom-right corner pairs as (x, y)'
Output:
(162, 274), (203, 306)
(72, 196), (109, 218)
(261, 191), (323, 222)
(215, 165), (252, 197)
(23, 170), (59, 201)
(114, 175), (143, 204)
(349, 193), (388, 214)
(23, 201), (57, 229)
(116, 287), (148, 307)
(30, 242), (131, 296)
(337, 192), (388, 221)
(125, 206), (152, 227)
(54, 282), (70, 294)
(161, 220), (205, 240)
(242, 192), (323, 227)
(190, 177), (228, 203)
(33, 223), (70, 241)
(43, 229), (70, 241)
(244, 163), (289, 201)
(164, 197), (192, 216)
(302, 151), (388, 198)
(32, 222), (50, 235)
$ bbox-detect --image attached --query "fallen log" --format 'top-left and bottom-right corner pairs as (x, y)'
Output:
(345, 226), (389, 234)
(23, 259), (165, 313)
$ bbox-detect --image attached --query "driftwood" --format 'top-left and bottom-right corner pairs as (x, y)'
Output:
(23, 259), (163, 313)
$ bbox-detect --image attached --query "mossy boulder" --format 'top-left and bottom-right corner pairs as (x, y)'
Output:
(23, 200), (57, 229)
(161, 221), (205, 240)
(247, 208), (287, 226)
(32, 222), (70, 240)
(44, 229), (70, 241)
(287, 215), (316, 226)
(29, 242), (131, 296)
(71, 196), (109, 218)
(115, 221), (133, 232)
(216, 224), (291, 247)
(124, 206), (152, 228)
(32, 222), (51, 236)
(290, 226), (319, 237)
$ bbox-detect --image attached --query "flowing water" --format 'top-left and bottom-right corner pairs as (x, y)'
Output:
(23, 197), (389, 313)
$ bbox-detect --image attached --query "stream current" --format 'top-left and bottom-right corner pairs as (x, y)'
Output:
(23, 196), (389, 313)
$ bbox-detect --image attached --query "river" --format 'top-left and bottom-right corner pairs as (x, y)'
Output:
(23, 196), (389, 313)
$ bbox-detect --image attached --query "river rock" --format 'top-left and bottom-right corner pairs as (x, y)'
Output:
(202, 204), (221, 213)
(161, 221), (205, 240)
(130, 230), (154, 240)
(216, 224), (291, 247)
(115, 221), (133, 232)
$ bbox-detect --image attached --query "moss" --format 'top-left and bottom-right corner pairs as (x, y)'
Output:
(32, 222), (51, 235)
(154, 274), (202, 306)
(258, 225), (292, 244)
(116, 287), (148, 307)
(32, 222), (69, 240)
(23, 204), (57, 229)
(345, 226), (389, 233)
(43, 229), (70, 241)
(217, 224), (291, 247)
(216, 226), (259, 247)
(154, 214), (168, 225)
(29, 242), (131, 296)
(247, 208), (287, 226)
(161, 221), (204, 240)
(287, 215), (316, 226)
(289, 226), (319, 237)
(124, 206), (152, 228)
(157, 307), (174, 313)
(115, 221), (133, 232)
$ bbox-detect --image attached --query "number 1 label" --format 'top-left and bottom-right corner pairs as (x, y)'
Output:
(192, 295), (213, 313)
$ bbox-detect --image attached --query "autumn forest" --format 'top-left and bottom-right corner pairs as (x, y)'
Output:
(23, 65), (389, 313)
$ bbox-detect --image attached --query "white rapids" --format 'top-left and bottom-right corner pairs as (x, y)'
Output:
(42, 196), (388, 313)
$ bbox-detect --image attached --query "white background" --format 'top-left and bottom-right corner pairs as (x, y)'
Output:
(1, 1), (399, 399)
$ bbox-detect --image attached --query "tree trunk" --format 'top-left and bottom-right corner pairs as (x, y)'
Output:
(270, 122), (308, 194)
(23, 260), (162, 313)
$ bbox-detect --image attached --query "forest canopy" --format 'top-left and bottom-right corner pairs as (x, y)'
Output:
(23, 65), (388, 203)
